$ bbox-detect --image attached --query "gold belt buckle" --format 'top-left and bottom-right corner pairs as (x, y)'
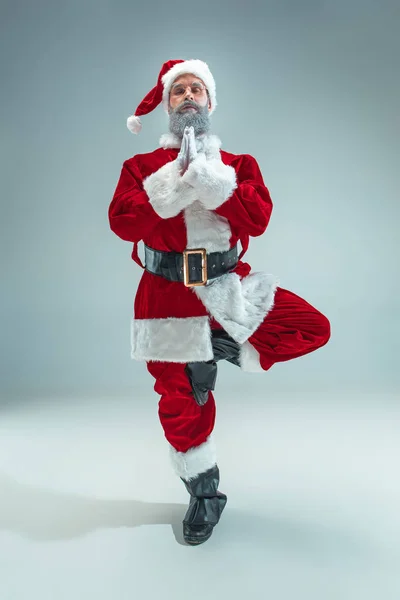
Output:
(183, 248), (207, 287)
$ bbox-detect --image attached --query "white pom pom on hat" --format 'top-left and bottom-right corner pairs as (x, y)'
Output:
(126, 58), (217, 134)
(126, 115), (142, 134)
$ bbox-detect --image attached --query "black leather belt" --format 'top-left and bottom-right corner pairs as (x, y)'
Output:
(144, 244), (238, 287)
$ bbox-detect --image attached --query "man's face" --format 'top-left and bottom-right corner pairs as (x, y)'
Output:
(168, 73), (211, 112)
(167, 73), (212, 138)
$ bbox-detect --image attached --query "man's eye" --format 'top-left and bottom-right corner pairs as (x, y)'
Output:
(174, 87), (185, 95)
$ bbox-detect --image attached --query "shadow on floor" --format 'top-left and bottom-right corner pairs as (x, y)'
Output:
(0, 471), (187, 544)
(0, 470), (380, 562)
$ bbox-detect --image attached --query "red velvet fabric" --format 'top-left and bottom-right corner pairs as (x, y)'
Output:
(109, 147), (272, 321)
(250, 287), (331, 369)
(135, 60), (185, 117)
(109, 142), (331, 454)
(146, 361), (216, 454)
(147, 287), (330, 453)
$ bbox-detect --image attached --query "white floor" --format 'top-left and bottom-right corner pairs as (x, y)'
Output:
(0, 390), (399, 600)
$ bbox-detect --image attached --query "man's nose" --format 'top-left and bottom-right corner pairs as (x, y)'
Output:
(184, 89), (194, 101)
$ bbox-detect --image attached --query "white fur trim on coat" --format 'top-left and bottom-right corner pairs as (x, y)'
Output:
(131, 316), (214, 362)
(143, 159), (198, 219)
(182, 153), (238, 210)
(169, 435), (217, 480)
(159, 132), (222, 157)
(239, 340), (264, 372)
(183, 199), (232, 253)
(194, 272), (279, 344)
(161, 59), (217, 114)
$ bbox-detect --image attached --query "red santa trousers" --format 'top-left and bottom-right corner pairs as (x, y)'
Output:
(146, 286), (330, 455)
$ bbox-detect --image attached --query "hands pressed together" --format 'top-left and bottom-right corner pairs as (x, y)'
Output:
(176, 126), (198, 176)
(143, 125), (237, 219)
(175, 125), (237, 211)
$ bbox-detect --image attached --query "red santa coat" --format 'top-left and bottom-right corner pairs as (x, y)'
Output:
(109, 132), (279, 366)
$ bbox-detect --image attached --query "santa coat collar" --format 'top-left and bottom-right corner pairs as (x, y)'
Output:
(159, 132), (222, 157)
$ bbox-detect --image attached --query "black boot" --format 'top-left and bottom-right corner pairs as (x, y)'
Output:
(181, 464), (227, 545)
(184, 359), (217, 406)
(184, 330), (240, 406)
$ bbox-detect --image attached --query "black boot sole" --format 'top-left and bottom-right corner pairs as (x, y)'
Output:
(183, 525), (214, 545)
(183, 495), (227, 545)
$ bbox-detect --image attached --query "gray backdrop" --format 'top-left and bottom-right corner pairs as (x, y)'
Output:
(1, 0), (399, 401)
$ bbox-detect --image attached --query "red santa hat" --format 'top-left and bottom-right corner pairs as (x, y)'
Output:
(126, 59), (217, 134)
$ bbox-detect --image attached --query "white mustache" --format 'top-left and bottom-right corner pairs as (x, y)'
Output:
(179, 102), (198, 112)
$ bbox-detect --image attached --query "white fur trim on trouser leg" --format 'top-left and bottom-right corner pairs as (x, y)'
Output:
(169, 435), (217, 481)
(239, 340), (264, 372)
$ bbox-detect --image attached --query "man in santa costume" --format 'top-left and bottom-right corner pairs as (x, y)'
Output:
(108, 59), (331, 546)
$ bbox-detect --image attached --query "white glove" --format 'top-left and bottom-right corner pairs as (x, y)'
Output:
(186, 125), (198, 163)
(144, 127), (200, 219)
(176, 128), (189, 174)
(177, 126), (198, 175)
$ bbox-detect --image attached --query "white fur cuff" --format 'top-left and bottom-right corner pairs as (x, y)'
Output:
(239, 340), (264, 372)
(182, 154), (237, 210)
(169, 435), (217, 481)
(143, 159), (198, 219)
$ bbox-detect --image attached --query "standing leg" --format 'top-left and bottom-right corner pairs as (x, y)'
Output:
(146, 361), (216, 456)
(146, 360), (227, 544)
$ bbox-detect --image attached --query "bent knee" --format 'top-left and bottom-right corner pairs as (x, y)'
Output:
(316, 312), (331, 346)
